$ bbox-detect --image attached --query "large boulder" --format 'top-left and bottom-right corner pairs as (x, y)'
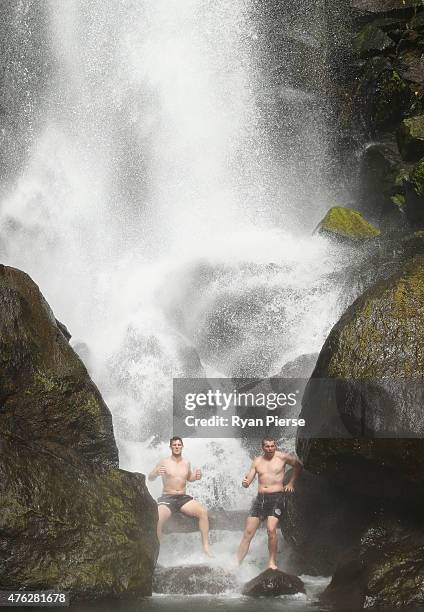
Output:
(316, 207), (380, 242)
(297, 255), (424, 505)
(398, 115), (424, 161)
(0, 265), (118, 466)
(0, 437), (158, 599)
(281, 471), (370, 576)
(321, 522), (424, 609)
(0, 265), (158, 599)
(242, 568), (305, 597)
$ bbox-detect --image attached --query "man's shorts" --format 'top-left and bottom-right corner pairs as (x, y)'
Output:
(157, 494), (193, 513)
(249, 492), (284, 521)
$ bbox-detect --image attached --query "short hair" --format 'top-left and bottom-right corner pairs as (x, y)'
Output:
(169, 436), (183, 446)
(261, 436), (276, 446)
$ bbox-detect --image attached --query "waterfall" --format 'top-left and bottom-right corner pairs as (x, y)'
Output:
(0, 1), (348, 563)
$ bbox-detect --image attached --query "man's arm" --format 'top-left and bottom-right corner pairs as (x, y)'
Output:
(187, 462), (201, 482)
(242, 459), (257, 488)
(148, 460), (166, 481)
(280, 452), (303, 492)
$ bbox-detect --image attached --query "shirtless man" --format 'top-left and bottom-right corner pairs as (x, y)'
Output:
(237, 437), (303, 569)
(148, 436), (211, 556)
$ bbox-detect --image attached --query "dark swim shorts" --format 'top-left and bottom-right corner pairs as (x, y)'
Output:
(157, 494), (193, 513)
(249, 492), (284, 521)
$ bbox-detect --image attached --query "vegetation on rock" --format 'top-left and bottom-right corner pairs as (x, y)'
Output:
(0, 265), (158, 599)
(398, 115), (424, 161)
(317, 207), (380, 241)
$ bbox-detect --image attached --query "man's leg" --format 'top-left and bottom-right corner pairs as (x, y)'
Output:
(266, 516), (279, 569)
(237, 516), (260, 564)
(157, 504), (172, 541)
(180, 499), (211, 556)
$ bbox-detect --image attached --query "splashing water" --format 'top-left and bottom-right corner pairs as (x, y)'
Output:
(1, 0), (348, 580)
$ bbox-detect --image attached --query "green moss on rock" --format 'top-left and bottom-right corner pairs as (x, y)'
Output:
(322, 522), (424, 609)
(0, 265), (159, 600)
(297, 255), (424, 492)
(398, 115), (424, 161)
(0, 438), (158, 599)
(317, 207), (381, 241)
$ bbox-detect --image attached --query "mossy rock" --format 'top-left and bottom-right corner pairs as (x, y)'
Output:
(0, 265), (117, 466)
(322, 522), (424, 609)
(297, 255), (424, 502)
(0, 437), (158, 600)
(317, 207), (380, 242)
(0, 265), (159, 599)
(397, 115), (424, 161)
(353, 25), (395, 57)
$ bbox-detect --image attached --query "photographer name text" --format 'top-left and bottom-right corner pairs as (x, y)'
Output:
(184, 415), (305, 428)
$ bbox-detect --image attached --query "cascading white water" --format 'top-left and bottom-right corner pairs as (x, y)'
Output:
(1, 0), (348, 575)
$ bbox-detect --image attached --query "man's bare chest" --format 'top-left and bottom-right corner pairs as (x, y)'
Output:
(165, 461), (189, 478)
(257, 458), (284, 477)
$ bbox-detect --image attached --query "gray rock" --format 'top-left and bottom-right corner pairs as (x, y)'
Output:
(321, 521), (424, 609)
(297, 255), (424, 502)
(0, 265), (159, 599)
(279, 353), (318, 378)
(281, 471), (368, 576)
(0, 265), (117, 466)
(242, 568), (305, 596)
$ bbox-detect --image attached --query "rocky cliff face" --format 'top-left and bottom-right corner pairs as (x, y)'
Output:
(293, 254), (424, 604)
(298, 254), (424, 496)
(333, 0), (424, 228)
(0, 265), (158, 600)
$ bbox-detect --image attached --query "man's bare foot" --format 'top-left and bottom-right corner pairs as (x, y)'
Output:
(268, 563), (278, 570)
(203, 548), (214, 558)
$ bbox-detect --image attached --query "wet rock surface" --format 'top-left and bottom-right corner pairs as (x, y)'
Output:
(297, 255), (424, 496)
(321, 521), (424, 609)
(242, 568), (305, 597)
(281, 471), (368, 576)
(316, 206), (380, 241)
(0, 264), (118, 466)
(0, 437), (158, 600)
(0, 265), (158, 599)
(293, 254), (424, 604)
